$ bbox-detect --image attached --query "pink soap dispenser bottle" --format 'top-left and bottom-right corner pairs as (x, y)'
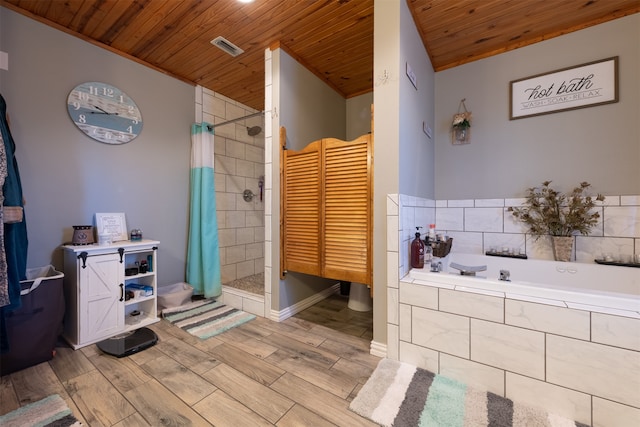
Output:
(411, 227), (425, 269)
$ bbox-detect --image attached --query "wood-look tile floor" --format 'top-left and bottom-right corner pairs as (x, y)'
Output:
(0, 294), (377, 426)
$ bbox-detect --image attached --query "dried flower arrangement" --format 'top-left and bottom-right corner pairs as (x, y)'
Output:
(452, 112), (471, 130)
(508, 181), (605, 239)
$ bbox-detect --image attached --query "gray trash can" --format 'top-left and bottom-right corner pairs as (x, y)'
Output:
(0, 265), (64, 375)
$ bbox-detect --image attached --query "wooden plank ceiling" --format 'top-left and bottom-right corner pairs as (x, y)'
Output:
(2, 0), (637, 111)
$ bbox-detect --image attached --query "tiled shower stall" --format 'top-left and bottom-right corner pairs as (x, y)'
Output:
(196, 87), (265, 287)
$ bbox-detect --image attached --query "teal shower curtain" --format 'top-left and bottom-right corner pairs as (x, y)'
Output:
(186, 123), (221, 298)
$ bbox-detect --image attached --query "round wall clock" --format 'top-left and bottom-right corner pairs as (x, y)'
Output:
(67, 82), (143, 144)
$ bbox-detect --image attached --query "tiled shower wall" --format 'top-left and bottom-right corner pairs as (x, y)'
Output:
(196, 87), (265, 285)
(392, 193), (640, 279)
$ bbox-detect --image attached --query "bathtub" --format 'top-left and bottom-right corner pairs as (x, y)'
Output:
(409, 253), (640, 314)
(396, 253), (640, 423)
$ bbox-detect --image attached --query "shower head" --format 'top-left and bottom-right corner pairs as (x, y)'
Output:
(247, 126), (262, 136)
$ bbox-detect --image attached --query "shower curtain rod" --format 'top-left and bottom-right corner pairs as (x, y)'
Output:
(207, 111), (264, 131)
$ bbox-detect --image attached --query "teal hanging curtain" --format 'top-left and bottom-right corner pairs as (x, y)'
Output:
(186, 123), (221, 298)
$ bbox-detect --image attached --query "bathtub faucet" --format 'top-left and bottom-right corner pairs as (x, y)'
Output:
(430, 261), (442, 273)
(499, 269), (511, 282)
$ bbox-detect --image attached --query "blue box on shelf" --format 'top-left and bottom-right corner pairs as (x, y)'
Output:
(125, 283), (153, 296)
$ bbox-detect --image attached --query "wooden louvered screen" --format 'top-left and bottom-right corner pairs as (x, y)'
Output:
(282, 139), (322, 276)
(281, 130), (372, 287)
(323, 136), (371, 284)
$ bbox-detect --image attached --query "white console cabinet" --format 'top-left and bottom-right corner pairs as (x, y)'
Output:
(62, 240), (160, 349)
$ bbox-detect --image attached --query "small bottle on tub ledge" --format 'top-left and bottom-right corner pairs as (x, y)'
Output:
(410, 227), (425, 269)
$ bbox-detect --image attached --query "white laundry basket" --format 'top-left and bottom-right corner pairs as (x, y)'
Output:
(157, 282), (193, 312)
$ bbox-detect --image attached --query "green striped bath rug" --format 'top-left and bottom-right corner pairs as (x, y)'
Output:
(0, 394), (82, 427)
(162, 299), (255, 339)
(350, 359), (588, 427)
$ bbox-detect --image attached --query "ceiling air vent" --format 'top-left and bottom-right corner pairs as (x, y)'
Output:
(210, 36), (244, 57)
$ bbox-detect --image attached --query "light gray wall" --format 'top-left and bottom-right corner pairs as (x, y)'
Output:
(434, 13), (640, 199)
(0, 7), (194, 285)
(398, 1), (435, 200)
(346, 93), (373, 140)
(279, 50), (347, 145)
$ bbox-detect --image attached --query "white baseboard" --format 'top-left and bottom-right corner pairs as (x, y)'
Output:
(269, 283), (340, 322)
(370, 340), (387, 358)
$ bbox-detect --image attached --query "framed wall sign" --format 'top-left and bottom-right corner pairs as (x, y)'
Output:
(95, 213), (128, 241)
(510, 56), (618, 120)
(406, 62), (417, 90)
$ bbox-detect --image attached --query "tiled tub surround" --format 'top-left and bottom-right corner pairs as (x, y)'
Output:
(392, 194), (640, 281)
(397, 269), (640, 426)
(387, 194), (640, 426)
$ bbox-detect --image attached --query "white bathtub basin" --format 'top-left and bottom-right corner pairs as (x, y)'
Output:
(408, 253), (640, 314)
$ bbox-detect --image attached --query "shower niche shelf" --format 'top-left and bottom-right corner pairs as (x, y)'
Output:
(485, 251), (528, 260)
(594, 259), (640, 268)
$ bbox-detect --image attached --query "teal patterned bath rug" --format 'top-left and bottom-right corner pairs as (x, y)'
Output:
(162, 299), (255, 339)
(349, 358), (588, 427)
(0, 394), (82, 427)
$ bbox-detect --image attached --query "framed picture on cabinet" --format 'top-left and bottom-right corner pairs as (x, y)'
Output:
(95, 212), (128, 241)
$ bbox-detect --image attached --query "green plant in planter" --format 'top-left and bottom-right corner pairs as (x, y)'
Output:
(508, 181), (605, 239)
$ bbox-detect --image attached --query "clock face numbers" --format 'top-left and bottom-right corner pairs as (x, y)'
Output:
(67, 82), (143, 144)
